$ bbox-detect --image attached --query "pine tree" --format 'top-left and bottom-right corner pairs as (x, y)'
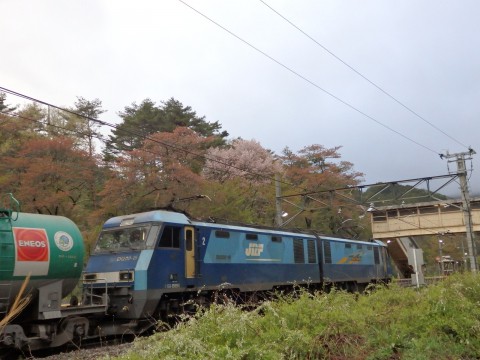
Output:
(104, 98), (228, 157)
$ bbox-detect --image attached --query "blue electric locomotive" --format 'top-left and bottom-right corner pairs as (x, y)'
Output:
(83, 210), (392, 329)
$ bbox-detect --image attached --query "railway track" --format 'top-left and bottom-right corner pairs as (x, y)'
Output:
(2, 337), (135, 360)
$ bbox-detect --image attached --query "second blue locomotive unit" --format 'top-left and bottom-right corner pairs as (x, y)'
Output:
(83, 210), (392, 326)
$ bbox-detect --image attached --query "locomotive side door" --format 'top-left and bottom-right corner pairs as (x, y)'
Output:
(184, 226), (195, 278)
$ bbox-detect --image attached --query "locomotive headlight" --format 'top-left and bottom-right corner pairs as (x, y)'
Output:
(119, 271), (134, 281)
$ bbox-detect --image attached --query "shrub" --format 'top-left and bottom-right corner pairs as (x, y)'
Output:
(110, 274), (480, 359)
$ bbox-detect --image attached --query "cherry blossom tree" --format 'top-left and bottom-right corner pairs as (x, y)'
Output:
(203, 139), (283, 183)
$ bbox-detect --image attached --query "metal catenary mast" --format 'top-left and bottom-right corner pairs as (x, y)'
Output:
(440, 148), (477, 272)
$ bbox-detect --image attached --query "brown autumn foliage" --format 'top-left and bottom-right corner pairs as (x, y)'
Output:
(281, 144), (362, 189)
(97, 127), (213, 216)
(1, 136), (96, 219)
(278, 145), (365, 234)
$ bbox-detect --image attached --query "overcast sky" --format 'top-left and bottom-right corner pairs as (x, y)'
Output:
(2, 1), (479, 197)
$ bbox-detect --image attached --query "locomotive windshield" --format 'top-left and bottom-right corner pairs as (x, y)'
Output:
(94, 224), (158, 252)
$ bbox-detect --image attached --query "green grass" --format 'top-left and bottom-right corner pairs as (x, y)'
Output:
(107, 273), (480, 359)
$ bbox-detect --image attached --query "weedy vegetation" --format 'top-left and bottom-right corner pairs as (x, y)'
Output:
(107, 273), (480, 360)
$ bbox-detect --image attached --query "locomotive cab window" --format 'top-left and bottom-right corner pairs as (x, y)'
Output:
(94, 225), (151, 253)
(146, 225), (160, 248)
(246, 233), (258, 241)
(159, 226), (181, 248)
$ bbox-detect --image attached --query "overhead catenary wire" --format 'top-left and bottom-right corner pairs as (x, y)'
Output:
(0, 110), (106, 144)
(177, 0), (440, 156)
(2, 109), (283, 186)
(2, 109), (239, 187)
(259, 0), (470, 151)
(0, 87), (307, 192)
(4, 105), (461, 199)
(9, 89), (416, 225)
(1, 95), (463, 236)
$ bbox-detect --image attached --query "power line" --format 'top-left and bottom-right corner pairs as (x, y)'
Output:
(2, 92), (462, 236)
(3, 109), (242, 183)
(0, 88), (306, 191)
(1, 107), (270, 180)
(177, 0), (441, 156)
(259, 0), (470, 150)
(0, 110), (105, 144)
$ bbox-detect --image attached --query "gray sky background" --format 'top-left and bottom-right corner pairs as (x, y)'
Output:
(2, 1), (479, 198)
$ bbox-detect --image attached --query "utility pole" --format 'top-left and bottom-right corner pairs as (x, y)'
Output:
(441, 148), (477, 272)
